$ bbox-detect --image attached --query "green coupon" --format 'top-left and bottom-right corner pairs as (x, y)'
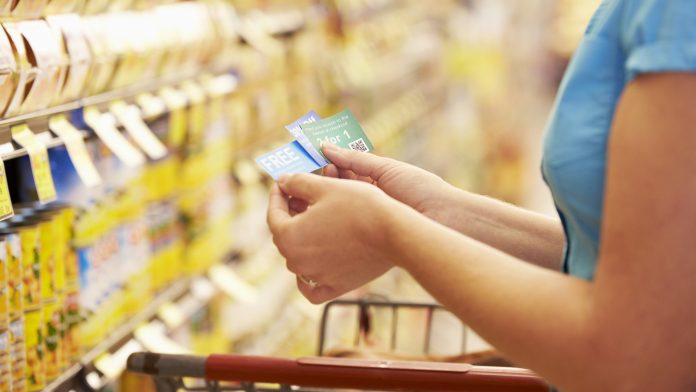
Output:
(300, 109), (374, 157)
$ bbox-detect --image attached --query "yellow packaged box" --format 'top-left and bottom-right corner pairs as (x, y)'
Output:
(23, 309), (43, 391)
(2, 231), (27, 392)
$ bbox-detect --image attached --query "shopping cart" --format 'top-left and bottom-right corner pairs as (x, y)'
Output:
(127, 299), (549, 391)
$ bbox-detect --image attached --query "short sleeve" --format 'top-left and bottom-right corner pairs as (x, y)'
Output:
(622, 0), (696, 81)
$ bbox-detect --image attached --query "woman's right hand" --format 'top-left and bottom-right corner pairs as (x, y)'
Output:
(317, 143), (459, 225)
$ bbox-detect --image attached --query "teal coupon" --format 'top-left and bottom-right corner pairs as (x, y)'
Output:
(300, 109), (374, 157)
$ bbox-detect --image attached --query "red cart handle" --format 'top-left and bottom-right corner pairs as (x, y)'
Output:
(128, 352), (548, 391)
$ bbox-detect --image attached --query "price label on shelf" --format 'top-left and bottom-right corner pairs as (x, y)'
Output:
(110, 101), (167, 160)
(48, 114), (102, 187)
(159, 87), (188, 148)
(11, 124), (57, 203)
(0, 159), (13, 221)
(84, 107), (146, 167)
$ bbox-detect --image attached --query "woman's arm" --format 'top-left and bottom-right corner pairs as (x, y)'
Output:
(269, 73), (696, 391)
(385, 73), (696, 391)
(321, 145), (566, 270)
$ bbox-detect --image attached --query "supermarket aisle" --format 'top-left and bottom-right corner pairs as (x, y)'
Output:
(0, 1), (601, 391)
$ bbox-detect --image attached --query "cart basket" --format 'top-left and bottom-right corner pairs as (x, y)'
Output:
(127, 352), (549, 392)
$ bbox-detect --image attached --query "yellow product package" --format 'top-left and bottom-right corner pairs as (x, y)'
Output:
(0, 236), (8, 330)
(0, 329), (9, 392)
(41, 300), (61, 381)
(17, 224), (40, 312)
(23, 309), (43, 391)
(0, 236), (9, 392)
(3, 231), (27, 392)
(37, 218), (56, 306)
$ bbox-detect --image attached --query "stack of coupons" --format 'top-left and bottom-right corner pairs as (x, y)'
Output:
(255, 109), (374, 179)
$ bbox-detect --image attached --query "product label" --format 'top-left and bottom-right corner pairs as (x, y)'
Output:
(255, 141), (322, 180)
(83, 107), (146, 168)
(12, 125), (57, 203)
(300, 109), (374, 157)
(285, 110), (328, 166)
(49, 115), (102, 187)
(110, 101), (167, 160)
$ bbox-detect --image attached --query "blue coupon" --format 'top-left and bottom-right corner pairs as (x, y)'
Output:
(255, 140), (322, 180)
(285, 110), (328, 167)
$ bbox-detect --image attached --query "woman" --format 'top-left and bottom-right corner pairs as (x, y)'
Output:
(267, 1), (696, 391)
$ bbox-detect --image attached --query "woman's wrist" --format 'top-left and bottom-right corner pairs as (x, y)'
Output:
(377, 197), (430, 270)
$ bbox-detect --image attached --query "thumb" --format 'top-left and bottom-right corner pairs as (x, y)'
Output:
(322, 143), (399, 182)
(278, 173), (328, 203)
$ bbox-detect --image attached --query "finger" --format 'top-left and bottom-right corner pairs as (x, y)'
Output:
(322, 143), (398, 182)
(322, 164), (339, 178)
(288, 197), (308, 215)
(267, 183), (291, 234)
(337, 167), (375, 184)
(337, 167), (361, 181)
(278, 173), (329, 203)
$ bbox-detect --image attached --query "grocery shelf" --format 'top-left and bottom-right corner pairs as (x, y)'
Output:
(42, 278), (194, 392)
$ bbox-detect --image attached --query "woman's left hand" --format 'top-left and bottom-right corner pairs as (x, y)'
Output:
(267, 172), (399, 303)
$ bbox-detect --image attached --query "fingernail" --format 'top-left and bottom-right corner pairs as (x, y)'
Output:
(278, 174), (292, 185)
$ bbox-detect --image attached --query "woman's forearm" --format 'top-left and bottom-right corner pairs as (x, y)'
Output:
(430, 187), (566, 270)
(384, 205), (593, 390)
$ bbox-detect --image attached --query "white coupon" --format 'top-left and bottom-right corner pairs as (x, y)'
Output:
(84, 107), (146, 167)
(110, 101), (167, 160)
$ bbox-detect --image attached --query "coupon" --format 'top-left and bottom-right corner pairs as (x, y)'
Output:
(284, 110), (327, 167)
(300, 108), (373, 157)
(255, 140), (322, 180)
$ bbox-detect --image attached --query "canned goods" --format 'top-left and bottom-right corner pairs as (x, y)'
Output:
(24, 309), (44, 391)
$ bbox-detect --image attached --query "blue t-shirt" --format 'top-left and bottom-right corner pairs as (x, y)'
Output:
(542, 0), (696, 280)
